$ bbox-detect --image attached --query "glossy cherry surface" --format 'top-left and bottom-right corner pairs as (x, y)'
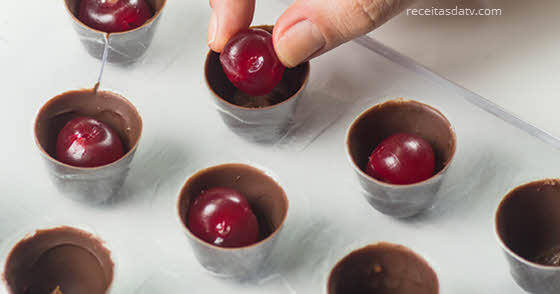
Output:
(56, 117), (124, 168)
(188, 187), (260, 248)
(220, 28), (285, 96)
(366, 133), (435, 185)
(78, 0), (154, 33)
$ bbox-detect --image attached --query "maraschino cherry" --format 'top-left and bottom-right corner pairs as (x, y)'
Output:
(78, 0), (154, 33)
(220, 28), (285, 96)
(366, 133), (435, 185)
(56, 117), (124, 168)
(188, 187), (260, 248)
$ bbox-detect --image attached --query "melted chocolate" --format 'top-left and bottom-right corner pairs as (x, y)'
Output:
(3, 227), (114, 294)
(535, 246), (560, 266)
(328, 243), (439, 294)
(231, 87), (292, 108)
(496, 179), (560, 266)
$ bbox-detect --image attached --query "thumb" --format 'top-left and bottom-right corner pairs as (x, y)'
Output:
(273, 0), (415, 67)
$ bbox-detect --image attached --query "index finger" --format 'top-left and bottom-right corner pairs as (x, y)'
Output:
(208, 0), (256, 52)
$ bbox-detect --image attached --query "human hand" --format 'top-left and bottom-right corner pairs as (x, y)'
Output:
(207, 0), (415, 67)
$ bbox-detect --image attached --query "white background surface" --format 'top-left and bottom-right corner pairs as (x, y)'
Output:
(371, 0), (560, 138)
(1, 0), (559, 293)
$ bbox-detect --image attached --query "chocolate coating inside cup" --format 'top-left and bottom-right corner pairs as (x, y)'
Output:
(34, 88), (142, 165)
(64, 0), (166, 32)
(496, 179), (560, 266)
(328, 243), (439, 294)
(3, 227), (114, 294)
(347, 99), (456, 181)
(205, 26), (309, 109)
(178, 163), (288, 245)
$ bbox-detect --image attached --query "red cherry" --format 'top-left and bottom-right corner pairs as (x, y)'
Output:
(78, 0), (154, 33)
(56, 117), (125, 168)
(187, 187), (260, 248)
(366, 133), (435, 185)
(220, 28), (285, 96)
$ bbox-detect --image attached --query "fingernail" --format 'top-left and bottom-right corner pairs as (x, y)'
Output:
(275, 20), (325, 67)
(208, 11), (218, 48)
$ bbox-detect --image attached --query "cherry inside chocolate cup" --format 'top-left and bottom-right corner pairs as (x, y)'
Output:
(177, 163), (289, 279)
(34, 88), (142, 203)
(3, 226), (114, 294)
(64, 0), (167, 65)
(328, 243), (439, 294)
(495, 179), (560, 293)
(204, 25), (310, 144)
(346, 99), (456, 218)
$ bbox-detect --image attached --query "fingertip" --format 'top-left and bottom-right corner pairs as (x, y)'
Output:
(208, 43), (223, 53)
(208, 0), (255, 53)
(209, 38), (227, 53)
(207, 11), (220, 51)
(273, 3), (325, 68)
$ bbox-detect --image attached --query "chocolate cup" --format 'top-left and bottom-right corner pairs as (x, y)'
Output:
(34, 88), (142, 203)
(496, 179), (560, 294)
(177, 163), (289, 279)
(346, 99), (456, 218)
(328, 243), (439, 294)
(64, 0), (167, 65)
(204, 25), (310, 144)
(3, 226), (114, 294)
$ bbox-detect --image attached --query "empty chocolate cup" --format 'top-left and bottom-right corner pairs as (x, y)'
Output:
(177, 163), (289, 279)
(495, 179), (560, 294)
(328, 243), (439, 294)
(64, 0), (167, 65)
(346, 99), (456, 218)
(34, 88), (142, 203)
(205, 25), (310, 144)
(3, 226), (114, 294)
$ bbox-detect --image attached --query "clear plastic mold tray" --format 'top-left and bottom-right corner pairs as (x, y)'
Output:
(1, 0), (559, 293)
